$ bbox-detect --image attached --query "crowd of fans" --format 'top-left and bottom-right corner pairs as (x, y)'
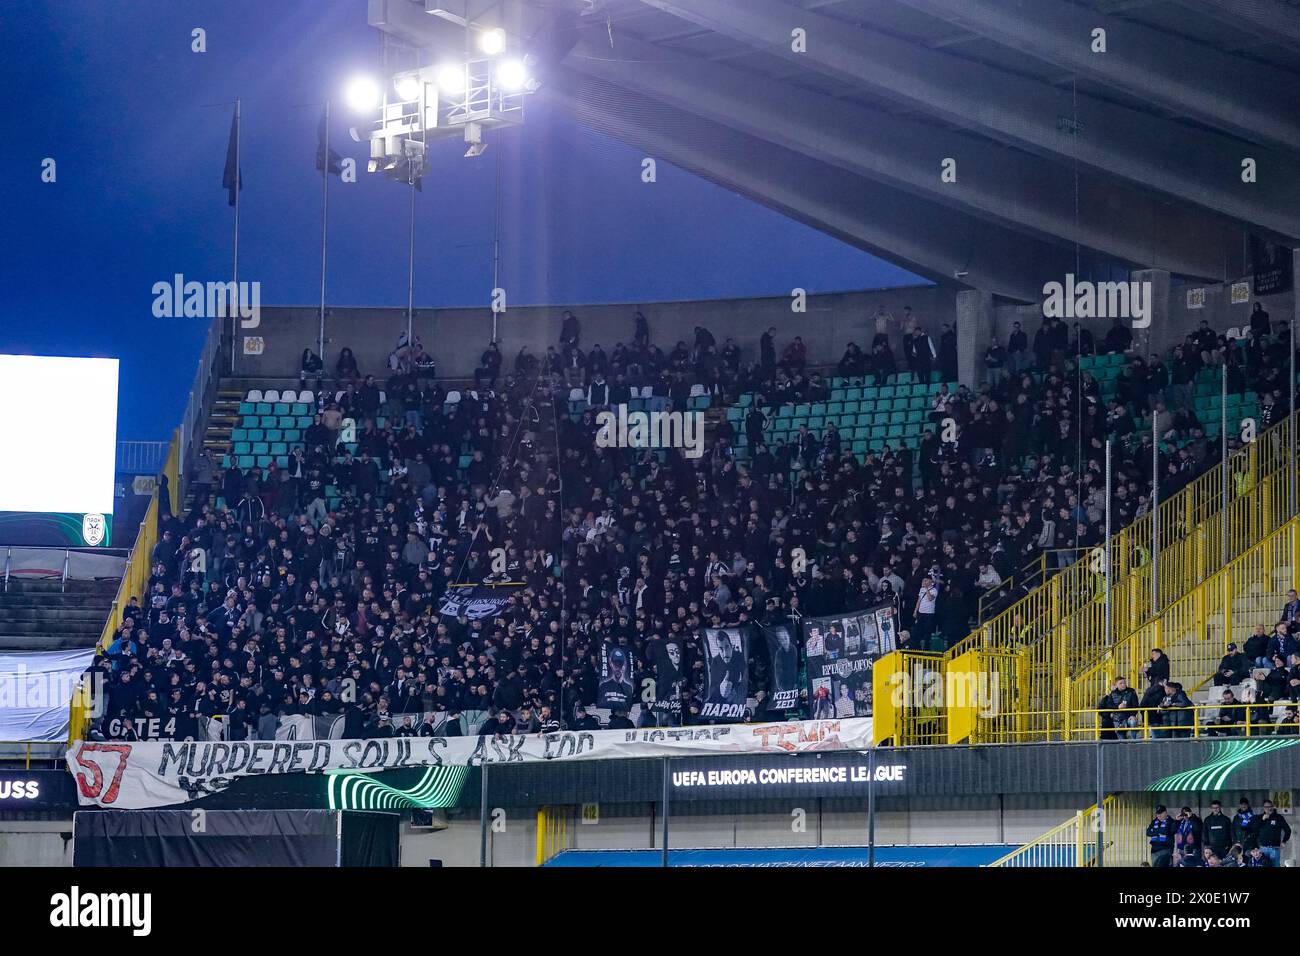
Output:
(1097, 589), (1300, 739)
(89, 301), (1296, 742)
(1146, 797), (1291, 867)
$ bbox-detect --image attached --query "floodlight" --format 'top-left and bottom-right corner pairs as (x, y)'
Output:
(479, 28), (506, 55)
(344, 75), (381, 112)
(496, 59), (527, 91)
(437, 63), (466, 95)
(394, 74), (422, 102)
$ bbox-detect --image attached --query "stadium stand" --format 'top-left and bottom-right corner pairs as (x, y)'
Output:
(84, 304), (1298, 746)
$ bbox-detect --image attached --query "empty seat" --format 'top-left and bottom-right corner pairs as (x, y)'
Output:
(298, 390), (314, 405)
(280, 390), (297, 403)
(245, 389), (263, 402)
(445, 390), (462, 405)
(263, 389), (280, 403)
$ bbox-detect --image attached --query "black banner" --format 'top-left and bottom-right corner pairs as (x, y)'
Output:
(651, 636), (686, 719)
(1250, 234), (1293, 296)
(73, 809), (352, 867)
(598, 641), (634, 711)
(438, 583), (523, 620)
(804, 603), (897, 719)
(760, 623), (801, 712)
(701, 626), (749, 722)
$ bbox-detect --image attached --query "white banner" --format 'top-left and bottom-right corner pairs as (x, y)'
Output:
(67, 717), (873, 809)
(0, 648), (96, 742)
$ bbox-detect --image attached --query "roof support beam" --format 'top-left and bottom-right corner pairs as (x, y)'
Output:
(567, 30), (1234, 277)
(546, 67), (1114, 301)
(1170, 0), (1300, 50)
(889, 0), (1300, 152)
(629, 0), (1300, 239)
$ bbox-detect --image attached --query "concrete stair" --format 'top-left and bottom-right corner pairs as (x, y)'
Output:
(0, 579), (118, 651)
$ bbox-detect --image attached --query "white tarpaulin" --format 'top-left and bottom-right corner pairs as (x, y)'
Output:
(67, 717), (874, 809)
(0, 648), (95, 742)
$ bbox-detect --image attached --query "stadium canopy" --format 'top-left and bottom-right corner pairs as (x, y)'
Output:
(368, 0), (1300, 302)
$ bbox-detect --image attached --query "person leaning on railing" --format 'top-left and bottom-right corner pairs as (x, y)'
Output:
(1154, 681), (1193, 738)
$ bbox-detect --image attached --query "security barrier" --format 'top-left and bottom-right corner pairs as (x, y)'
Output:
(971, 700), (1300, 743)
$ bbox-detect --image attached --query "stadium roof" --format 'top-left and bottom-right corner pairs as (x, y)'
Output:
(369, 0), (1300, 301)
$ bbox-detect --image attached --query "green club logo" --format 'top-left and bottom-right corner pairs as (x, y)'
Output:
(326, 765), (469, 811)
(1148, 739), (1300, 792)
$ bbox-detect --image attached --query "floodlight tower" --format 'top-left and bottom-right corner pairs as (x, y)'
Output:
(352, 27), (540, 176)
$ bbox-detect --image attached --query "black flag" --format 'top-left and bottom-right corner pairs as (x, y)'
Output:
(316, 107), (342, 176)
(222, 106), (242, 206)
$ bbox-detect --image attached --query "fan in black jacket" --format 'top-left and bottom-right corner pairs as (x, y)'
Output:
(1202, 802), (1233, 857)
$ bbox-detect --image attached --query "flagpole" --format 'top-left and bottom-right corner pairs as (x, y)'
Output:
(492, 141), (501, 344)
(230, 97), (242, 376)
(407, 164), (416, 355)
(318, 99), (331, 365)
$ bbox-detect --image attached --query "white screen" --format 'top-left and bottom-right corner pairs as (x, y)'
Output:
(0, 355), (119, 515)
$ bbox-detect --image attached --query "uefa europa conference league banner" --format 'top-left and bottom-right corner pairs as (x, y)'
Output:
(66, 717), (874, 809)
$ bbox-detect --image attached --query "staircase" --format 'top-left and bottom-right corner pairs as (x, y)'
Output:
(201, 383), (246, 461)
(0, 579), (119, 651)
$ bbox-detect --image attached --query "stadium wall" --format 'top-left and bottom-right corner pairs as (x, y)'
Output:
(238, 273), (1294, 383)
(400, 794), (1095, 867)
(242, 285), (956, 380)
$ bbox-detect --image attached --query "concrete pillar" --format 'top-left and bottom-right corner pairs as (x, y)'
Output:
(956, 289), (994, 390)
(1130, 268), (1171, 357)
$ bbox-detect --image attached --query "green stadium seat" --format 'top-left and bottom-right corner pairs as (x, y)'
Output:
(256, 402), (272, 415)
(274, 403), (290, 416)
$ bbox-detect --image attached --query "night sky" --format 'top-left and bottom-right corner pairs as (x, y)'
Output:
(0, 1), (921, 439)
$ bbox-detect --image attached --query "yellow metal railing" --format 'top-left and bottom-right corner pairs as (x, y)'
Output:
(95, 427), (180, 654)
(940, 412), (1299, 744)
(989, 793), (1148, 867)
(971, 700), (1300, 743)
(1070, 517), (1300, 722)
(67, 427), (183, 744)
